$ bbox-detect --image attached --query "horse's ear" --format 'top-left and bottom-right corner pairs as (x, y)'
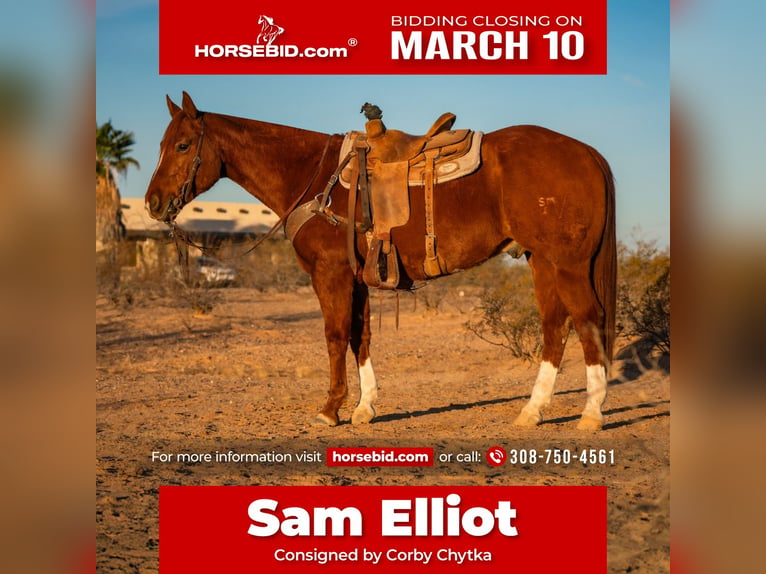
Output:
(181, 91), (201, 119)
(166, 95), (181, 117)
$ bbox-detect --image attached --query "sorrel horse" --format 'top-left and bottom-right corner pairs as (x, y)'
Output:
(146, 92), (616, 430)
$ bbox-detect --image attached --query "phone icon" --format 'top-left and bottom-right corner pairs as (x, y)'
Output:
(486, 446), (506, 467)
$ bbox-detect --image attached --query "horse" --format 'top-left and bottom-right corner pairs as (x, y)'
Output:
(256, 15), (284, 46)
(145, 92), (616, 430)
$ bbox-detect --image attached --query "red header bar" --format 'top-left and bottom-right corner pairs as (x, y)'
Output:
(160, 485), (606, 572)
(159, 0), (607, 75)
(326, 447), (434, 467)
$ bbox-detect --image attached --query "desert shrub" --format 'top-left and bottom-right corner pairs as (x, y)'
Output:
(412, 255), (521, 313)
(218, 237), (311, 292)
(171, 276), (221, 315)
(465, 259), (542, 362)
(617, 239), (670, 353)
(413, 279), (450, 312)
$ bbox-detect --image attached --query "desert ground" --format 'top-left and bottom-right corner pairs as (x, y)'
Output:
(96, 285), (669, 573)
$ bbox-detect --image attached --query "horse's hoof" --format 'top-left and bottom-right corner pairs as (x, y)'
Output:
(576, 415), (603, 431)
(513, 410), (541, 427)
(315, 413), (339, 426)
(351, 405), (376, 425)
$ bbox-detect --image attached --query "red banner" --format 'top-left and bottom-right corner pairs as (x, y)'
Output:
(159, 0), (607, 75)
(160, 485), (606, 572)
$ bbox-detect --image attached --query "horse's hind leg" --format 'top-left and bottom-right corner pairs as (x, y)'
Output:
(554, 265), (609, 430)
(514, 256), (571, 427)
(349, 282), (378, 424)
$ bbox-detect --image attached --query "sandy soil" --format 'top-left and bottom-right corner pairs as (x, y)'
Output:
(96, 286), (670, 573)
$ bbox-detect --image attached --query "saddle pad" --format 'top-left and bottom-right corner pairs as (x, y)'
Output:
(338, 131), (484, 189)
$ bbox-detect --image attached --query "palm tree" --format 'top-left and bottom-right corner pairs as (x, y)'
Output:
(96, 120), (139, 248)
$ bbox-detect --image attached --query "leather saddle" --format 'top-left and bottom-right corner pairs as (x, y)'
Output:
(338, 114), (483, 289)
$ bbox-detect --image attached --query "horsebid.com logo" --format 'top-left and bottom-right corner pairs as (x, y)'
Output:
(256, 15), (284, 46)
(194, 14), (349, 59)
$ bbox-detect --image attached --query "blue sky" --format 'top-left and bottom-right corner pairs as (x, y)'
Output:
(96, 1), (670, 247)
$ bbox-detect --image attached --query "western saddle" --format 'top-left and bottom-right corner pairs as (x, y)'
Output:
(286, 105), (483, 289)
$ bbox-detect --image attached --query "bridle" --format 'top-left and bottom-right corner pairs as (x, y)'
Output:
(170, 115), (206, 216)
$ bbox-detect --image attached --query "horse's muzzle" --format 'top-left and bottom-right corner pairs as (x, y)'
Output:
(146, 193), (180, 223)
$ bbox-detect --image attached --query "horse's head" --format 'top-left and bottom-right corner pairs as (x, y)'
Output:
(145, 92), (222, 223)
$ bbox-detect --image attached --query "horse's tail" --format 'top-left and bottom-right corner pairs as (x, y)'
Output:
(590, 148), (617, 370)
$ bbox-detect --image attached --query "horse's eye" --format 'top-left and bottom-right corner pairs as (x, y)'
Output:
(176, 143), (190, 152)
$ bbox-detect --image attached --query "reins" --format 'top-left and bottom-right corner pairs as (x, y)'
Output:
(168, 133), (334, 262)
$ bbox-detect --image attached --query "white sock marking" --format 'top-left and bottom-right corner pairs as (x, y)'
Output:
(357, 359), (378, 411)
(583, 364), (608, 420)
(526, 361), (558, 411)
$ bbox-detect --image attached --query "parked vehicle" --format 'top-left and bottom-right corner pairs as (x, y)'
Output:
(194, 256), (237, 287)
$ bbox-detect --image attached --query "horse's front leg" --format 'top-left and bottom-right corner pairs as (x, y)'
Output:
(313, 268), (355, 426)
(350, 282), (377, 424)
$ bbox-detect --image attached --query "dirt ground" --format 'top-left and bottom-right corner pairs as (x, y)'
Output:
(96, 286), (670, 573)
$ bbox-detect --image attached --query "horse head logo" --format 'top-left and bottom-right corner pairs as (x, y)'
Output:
(257, 15), (285, 46)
